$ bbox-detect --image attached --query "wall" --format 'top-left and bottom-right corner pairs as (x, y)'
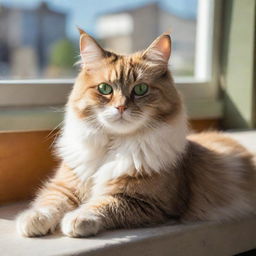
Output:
(221, 0), (256, 129)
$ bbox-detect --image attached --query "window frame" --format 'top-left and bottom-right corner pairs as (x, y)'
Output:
(0, 0), (223, 131)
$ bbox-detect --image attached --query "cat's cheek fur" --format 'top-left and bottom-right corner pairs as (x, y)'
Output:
(16, 208), (59, 237)
(57, 108), (109, 182)
(61, 209), (103, 237)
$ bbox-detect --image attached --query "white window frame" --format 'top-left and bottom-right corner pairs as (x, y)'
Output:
(0, 0), (222, 131)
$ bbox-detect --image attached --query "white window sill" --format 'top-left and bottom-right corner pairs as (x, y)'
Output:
(0, 201), (255, 256)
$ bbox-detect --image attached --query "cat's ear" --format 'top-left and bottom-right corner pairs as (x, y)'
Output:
(78, 28), (105, 68)
(143, 33), (171, 64)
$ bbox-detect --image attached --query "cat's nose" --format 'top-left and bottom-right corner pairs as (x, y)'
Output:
(116, 105), (127, 114)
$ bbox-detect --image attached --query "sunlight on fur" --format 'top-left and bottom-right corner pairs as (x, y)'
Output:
(16, 29), (256, 238)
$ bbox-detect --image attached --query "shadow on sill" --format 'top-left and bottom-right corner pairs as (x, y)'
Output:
(236, 249), (256, 256)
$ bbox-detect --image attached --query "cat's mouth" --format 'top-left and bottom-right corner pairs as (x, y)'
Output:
(112, 115), (130, 123)
(108, 112), (130, 122)
(98, 112), (149, 134)
(97, 108), (148, 134)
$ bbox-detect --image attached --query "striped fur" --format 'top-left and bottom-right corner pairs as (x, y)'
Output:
(17, 30), (256, 238)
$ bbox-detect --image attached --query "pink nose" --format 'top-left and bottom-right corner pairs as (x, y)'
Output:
(116, 105), (127, 114)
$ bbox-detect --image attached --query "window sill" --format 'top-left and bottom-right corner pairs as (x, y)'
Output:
(0, 76), (223, 131)
(0, 98), (223, 131)
(0, 78), (218, 107)
(0, 201), (255, 256)
(0, 107), (64, 131)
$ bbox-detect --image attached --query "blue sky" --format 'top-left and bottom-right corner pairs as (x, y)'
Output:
(0, 0), (197, 39)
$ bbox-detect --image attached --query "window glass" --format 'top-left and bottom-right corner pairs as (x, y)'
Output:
(0, 0), (198, 79)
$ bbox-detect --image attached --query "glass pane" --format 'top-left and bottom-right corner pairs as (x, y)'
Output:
(0, 0), (198, 80)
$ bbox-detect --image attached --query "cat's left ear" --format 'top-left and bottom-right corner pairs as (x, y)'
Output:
(143, 33), (171, 64)
(78, 28), (105, 68)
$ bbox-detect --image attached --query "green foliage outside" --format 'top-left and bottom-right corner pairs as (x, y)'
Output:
(50, 39), (77, 68)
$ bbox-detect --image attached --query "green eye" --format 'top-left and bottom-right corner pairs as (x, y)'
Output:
(98, 83), (113, 95)
(133, 83), (148, 96)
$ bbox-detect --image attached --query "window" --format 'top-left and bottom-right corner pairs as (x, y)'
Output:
(0, 0), (199, 79)
(0, 0), (222, 130)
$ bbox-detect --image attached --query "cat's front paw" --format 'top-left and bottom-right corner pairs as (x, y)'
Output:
(61, 209), (103, 237)
(16, 208), (59, 237)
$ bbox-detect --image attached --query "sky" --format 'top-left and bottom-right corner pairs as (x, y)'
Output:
(0, 0), (198, 39)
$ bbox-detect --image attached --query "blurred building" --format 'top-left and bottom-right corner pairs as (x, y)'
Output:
(96, 3), (197, 76)
(0, 2), (67, 79)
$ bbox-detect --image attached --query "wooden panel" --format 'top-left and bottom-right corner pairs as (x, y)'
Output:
(0, 119), (219, 205)
(189, 119), (220, 132)
(0, 131), (58, 205)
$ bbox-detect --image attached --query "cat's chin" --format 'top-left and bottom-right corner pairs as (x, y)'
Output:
(100, 118), (145, 135)
(96, 108), (150, 135)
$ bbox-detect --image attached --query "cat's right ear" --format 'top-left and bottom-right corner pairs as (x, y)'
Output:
(78, 28), (105, 69)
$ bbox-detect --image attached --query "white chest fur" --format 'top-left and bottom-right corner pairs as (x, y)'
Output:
(57, 108), (187, 185)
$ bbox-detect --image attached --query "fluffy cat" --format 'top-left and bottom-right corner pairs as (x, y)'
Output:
(17, 29), (256, 237)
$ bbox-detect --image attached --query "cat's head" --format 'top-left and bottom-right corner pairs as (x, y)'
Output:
(68, 29), (184, 135)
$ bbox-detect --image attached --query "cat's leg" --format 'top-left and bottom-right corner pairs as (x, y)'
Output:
(16, 164), (80, 237)
(61, 194), (168, 237)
